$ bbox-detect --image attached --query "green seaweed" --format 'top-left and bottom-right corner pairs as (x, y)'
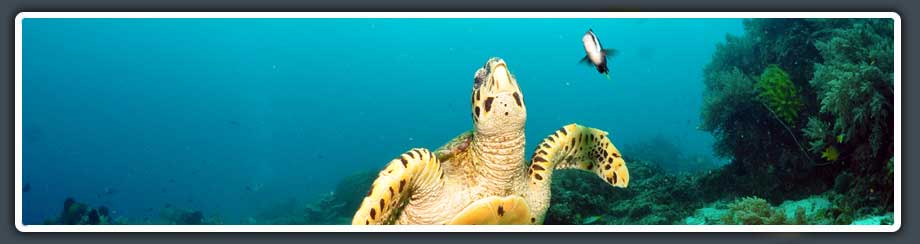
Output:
(756, 64), (803, 125)
(810, 19), (894, 161)
(803, 116), (833, 154)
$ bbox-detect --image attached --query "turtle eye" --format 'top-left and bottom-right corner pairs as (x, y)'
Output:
(473, 67), (487, 89)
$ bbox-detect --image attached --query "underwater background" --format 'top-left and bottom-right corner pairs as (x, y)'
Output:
(21, 18), (895, 225)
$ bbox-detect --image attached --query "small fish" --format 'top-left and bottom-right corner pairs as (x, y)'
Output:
(579, 29), (618, 80)
(97, 187), (117, 198)
(23, 183), (31, 193)
(822, 146), (840, 161)
(582, 215), (603, 224)
(245, 183), (264, 192)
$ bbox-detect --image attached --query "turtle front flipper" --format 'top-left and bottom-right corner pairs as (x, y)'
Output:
(528, 123), (629, 188)
(525, 123), (629, 223)
(352, 148), (444, 225)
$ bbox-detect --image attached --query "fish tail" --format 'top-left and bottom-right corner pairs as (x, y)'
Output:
(605, 73), (611, 80)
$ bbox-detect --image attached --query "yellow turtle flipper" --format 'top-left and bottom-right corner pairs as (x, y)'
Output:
(528, 123), (629, 188)
(449, 196), (533, 225)
(352, 148), (444, 225)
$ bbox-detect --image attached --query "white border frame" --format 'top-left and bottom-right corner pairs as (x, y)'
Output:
(14, 12), (901, 233)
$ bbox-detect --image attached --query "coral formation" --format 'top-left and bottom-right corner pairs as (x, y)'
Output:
(721, 196), (786, 225)
(332, 170), (378, 218)
(545, 159), (704, 225)
(158, 205), (222, 224)
(803, 116), (835, 155)
(303, 192), (349, 224)
(698, 18), (894, 222)
(684, 194), (845, 225)
(44, 197), (115, 225)
(810, 19), (895, 163)
(44, 197), (227, 225)
(851, 213), (894, 225)
(757, 64), (803, 125)
(247, 170), (376, 225)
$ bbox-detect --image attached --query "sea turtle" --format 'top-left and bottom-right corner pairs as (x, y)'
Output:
(352, 57), (629, 225)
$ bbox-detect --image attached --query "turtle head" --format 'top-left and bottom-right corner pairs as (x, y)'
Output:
(470, 57), (526, 136)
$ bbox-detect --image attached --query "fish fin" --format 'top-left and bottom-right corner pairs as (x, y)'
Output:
(605, 73), (611, 80)
(602, 48), (618, 58)
(579, 56), (592, 66)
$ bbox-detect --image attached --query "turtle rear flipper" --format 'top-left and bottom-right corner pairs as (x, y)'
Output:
(352, 148), (444, 225)
(449, 195), (533, 225)
(528, 123), (629, 188)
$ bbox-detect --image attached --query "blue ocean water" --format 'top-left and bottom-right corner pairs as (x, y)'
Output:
(22, 18), (744, 224)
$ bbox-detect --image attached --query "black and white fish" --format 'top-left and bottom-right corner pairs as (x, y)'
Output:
(579, 29), (618, 79)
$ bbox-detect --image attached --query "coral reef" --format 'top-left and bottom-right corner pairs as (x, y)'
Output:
(303, 192), (350, 224)
(721, 196), (787, 225)
(332, 170), (378, 218)
(810, 20), (894, 161)
(698, 18), (894, 220)
(545, 159), (705, 225)
(851, 213), (894, 225)
(803, 116), (835, 155)
(44, 197), (117, 225)
(248, 170), (377, 224)
(681, 193), (892, 225)
(158, 205), (222, 225)
(251, 197), (309, 224)
(246, 194), (348, 224)
(43, 197), (228, 225)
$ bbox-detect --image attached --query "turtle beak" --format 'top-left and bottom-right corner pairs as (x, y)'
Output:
(487, 59), (518, 94)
